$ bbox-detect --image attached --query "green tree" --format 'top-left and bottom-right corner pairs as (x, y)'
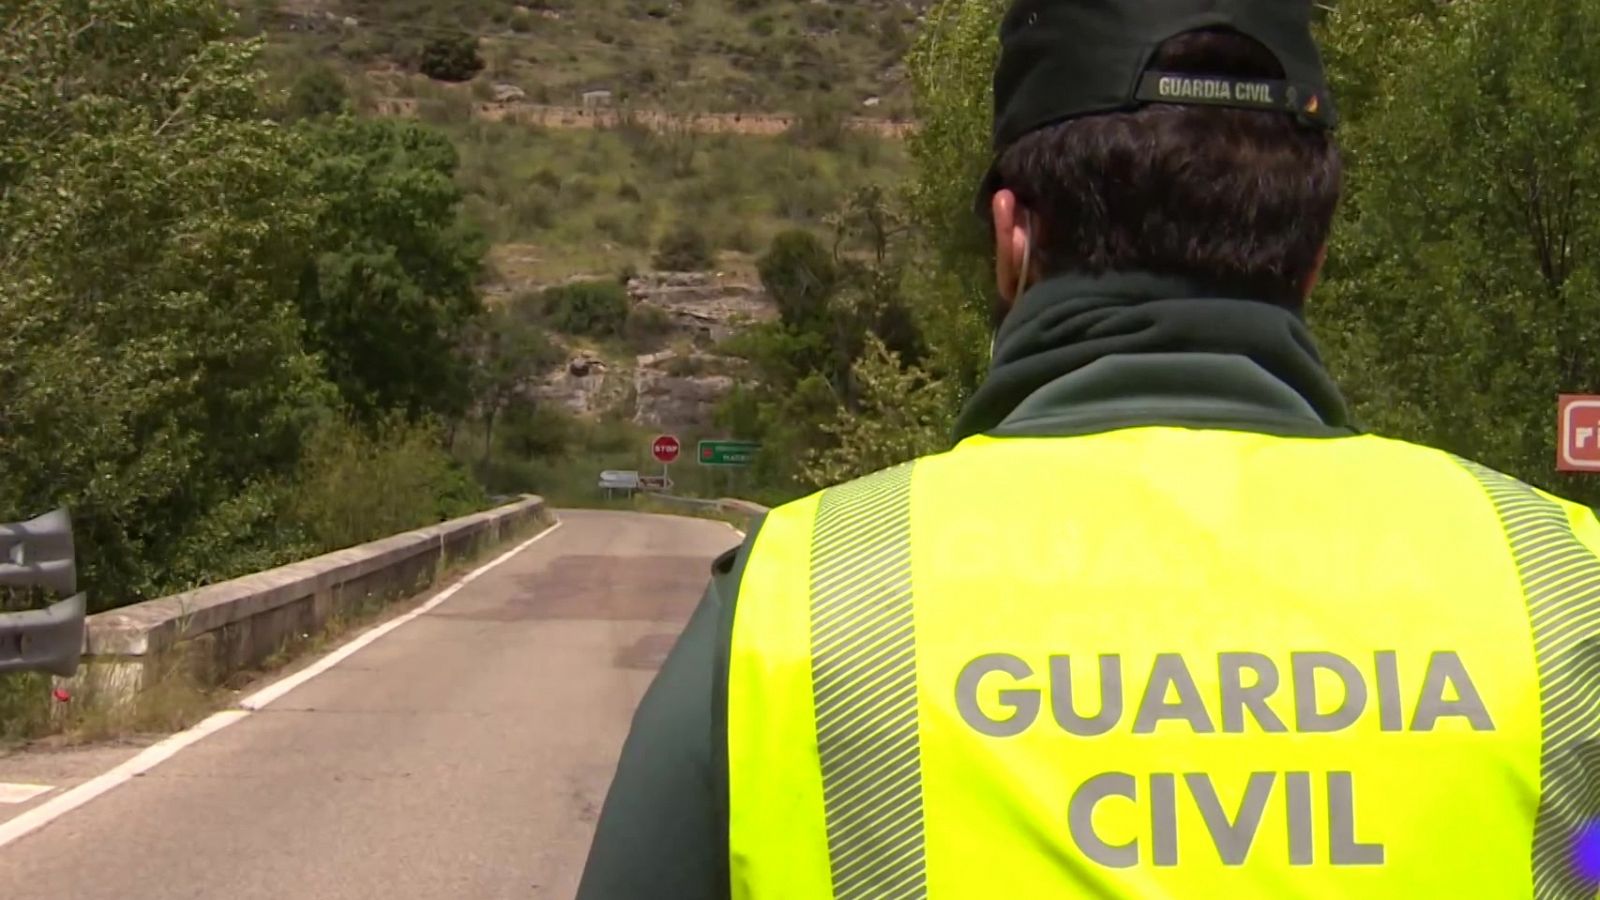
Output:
(296, 116), (486, 422)
(803, 336), (954, 487)
(0, 0), (336, 605)
(905, 0), (1007, 402)
(758, 229), (841, 330)
(1314, 0), (1600, 503)
(720, 205), (931, 496)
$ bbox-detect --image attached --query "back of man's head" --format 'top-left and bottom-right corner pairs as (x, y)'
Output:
(983, 2), (1342, 304)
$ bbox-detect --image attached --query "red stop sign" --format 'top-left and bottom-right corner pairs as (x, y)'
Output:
(652, 435), (681, 464)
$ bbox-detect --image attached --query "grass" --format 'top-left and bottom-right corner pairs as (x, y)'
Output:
(259, 0), (928, 120)
(0, 515), (553, 747)
(450, 115), (907, 287)
(257, 2), (912, 288)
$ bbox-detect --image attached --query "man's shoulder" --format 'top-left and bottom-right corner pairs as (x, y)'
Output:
(1389, 440), (1600, 528)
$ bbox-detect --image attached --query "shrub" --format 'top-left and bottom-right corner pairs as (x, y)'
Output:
(287, 415), (486, 554)
(286, 63), (348, 120)
(624, 303), (675, 351)
(532, 168), (562, 191)
(497, 401), (580, 460)
(596, 212), (650, 247)
(542, 280), (631, 337)
(773, 168), (842, 222)
(713, 221), (760, 254)
(759, 229), (840, 329)
(508, 190), (556, 235)
(419, 32), (484, 82)
(653, 223), (715, 271)
(562, 175), (599, 204)
(583, 414), (646, 455)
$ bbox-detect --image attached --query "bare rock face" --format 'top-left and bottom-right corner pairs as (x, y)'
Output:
(626, 272), (777, 348)
(535, 354), (612, 415)
(522, 272), (773, 431)
(534, 369), (606, 416)
(632, 350), (746, 431)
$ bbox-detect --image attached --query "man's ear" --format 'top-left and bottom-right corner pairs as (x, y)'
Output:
(992, 189), (1029, 307)
(1303, 244), (1329, 300)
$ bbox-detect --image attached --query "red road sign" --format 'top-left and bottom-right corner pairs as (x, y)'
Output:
(1558, 395), (1600, 472)
(652, 435), (681, 464)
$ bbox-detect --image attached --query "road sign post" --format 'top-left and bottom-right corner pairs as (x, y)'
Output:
(698, 440), (761, 468)
(652, 434), (681, 487)
(1559, 395), (1600, 472)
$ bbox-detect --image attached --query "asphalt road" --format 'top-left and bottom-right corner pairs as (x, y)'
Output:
(0, 509), (737, 900)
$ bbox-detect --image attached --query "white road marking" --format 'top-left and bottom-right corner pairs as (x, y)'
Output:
(0, 784), (54, 805)
(0, 711), (246, 850)
(0, 518), (565, 852)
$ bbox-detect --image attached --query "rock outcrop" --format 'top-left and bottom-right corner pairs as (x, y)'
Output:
(625, 272), (777, 348)
(533, 352), (616, 416)
(632, 350), (747, 431)
(526, 271), (774, 431)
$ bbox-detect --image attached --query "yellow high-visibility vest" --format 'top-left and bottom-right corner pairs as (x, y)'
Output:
(727, 428), (1600, 899)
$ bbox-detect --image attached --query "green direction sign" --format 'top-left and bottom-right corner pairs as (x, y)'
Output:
(698, 440), (761, 467)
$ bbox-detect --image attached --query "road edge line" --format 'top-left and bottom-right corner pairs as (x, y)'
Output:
(0, 517), (565, 853)
(0, 710), (249, 851)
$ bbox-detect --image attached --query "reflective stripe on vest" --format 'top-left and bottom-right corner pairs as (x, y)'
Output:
(1459, 458), (1600, 898)
(728, 428), (1600, 898)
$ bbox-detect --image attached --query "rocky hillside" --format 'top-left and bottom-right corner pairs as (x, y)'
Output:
(262, 0), (936, 120)
(533, 272), (777, 433)
(253, 0), (915, 439)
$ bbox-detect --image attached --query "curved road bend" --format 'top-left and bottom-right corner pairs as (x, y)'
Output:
(0, 509), (738, 900)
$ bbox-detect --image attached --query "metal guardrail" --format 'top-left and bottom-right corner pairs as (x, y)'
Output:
(646, 494), (723, 511)
(0, 508), (86, 677)
(644, 495), (770, 534)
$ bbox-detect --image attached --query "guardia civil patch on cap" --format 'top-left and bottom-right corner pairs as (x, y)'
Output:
(1134, 71), (1334, 127)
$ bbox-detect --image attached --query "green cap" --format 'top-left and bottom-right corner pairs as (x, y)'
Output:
(978, 0), (1338, 215)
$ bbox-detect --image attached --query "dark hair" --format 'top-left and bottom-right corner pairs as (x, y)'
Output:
(995, 29), (1343, 303)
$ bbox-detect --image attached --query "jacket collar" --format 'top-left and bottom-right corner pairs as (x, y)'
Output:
(953, 272), (1357, 441)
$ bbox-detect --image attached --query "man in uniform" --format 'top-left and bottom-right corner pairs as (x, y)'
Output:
(579, 1), (1600, 897)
